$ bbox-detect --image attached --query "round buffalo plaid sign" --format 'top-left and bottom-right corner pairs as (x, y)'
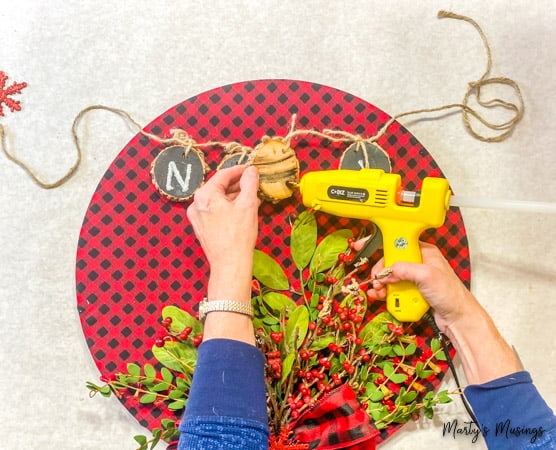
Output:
(76, 79), (470, 442)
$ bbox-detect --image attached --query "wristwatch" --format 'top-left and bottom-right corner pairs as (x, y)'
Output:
(198, 298), (254, 322)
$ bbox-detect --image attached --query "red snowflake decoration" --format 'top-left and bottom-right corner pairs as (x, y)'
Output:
(0, 71), (28, 117)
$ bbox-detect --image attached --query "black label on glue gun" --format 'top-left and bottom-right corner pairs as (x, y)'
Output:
(327, 186), (369, 202)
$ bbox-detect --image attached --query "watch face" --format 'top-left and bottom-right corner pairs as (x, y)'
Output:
(76, 79), (470, 441)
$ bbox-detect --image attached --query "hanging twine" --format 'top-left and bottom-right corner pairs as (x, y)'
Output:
(1, 10), (524, 189)
(1, 105), (230, 188)
(368, 10), (524, 144)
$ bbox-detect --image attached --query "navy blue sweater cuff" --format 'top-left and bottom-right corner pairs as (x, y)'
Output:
(184, 338), (268, 426)
(465, 371), (556, 449)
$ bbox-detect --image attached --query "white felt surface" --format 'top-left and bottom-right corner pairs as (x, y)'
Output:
(1, 1), (555, 449)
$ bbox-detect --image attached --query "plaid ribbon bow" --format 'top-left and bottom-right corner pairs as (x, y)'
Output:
(291, 384), (379, 449)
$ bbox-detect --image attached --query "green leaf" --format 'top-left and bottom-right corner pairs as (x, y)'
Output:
(152, 382), (170, 392)
(405, 343), (417, 356)
(430, 338), (441, 353)
(309, 229), (352, 274)
(175, 376), (189, 391)
(399, 389), (417, 404)
(144, 363), (156, 380)
(383, 361), (408, 384)
(369, 386), (384, 402)
(375, 344), (393, 356)
(150, 428), (162, 449)
(161, 419), (175, 429)
(162, 306), (203, 336)
(152, 340), (197, 374)
(253, 249), (289, 290)
(437, 390), (453, 404)
(168, 389), (185, 399)
(436, 350), (447, 361)
(140, 393), (157, 404)
(280, 353), (295, 384)
(359, 311), (391, 345)
(262, 292), (296, 314)
(415, 361), (434, 379)
(99, 385), (112, 397)
(161, 367), (173, 384)
(127, 362), (141, 377)
(168, 399), (186, 411)
(309, 335), (336, 351)
(286, 305), (309, 351)
(290, 210), (317, 271)
(393, 344), (404, 356)
(134, 435), (148, 445)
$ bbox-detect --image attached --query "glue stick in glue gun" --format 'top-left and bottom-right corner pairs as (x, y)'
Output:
(299, 168), (451, 323)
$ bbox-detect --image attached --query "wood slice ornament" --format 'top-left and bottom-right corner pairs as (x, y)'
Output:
(216, 142), (253, 170)
(251, 136), (300, 203)
(339, 141), (392, 172)
(150, 144), (208, 201)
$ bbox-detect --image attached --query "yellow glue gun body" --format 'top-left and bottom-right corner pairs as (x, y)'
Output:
(299, 168), (451, 322)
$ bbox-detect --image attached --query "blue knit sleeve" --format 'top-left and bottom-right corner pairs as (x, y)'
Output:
(177, 339), (269, 449)
(464, 371), (556, 449)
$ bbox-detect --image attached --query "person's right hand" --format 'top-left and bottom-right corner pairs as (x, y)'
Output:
(186, 165), (260, 273)
(363, 241), (475, 333)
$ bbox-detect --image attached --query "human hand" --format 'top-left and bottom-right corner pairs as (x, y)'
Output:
(359, 239), (522, 383)
(186, 165), (260, 274)
(362, 240), (475, 332)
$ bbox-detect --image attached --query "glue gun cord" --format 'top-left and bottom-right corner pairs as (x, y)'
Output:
(422, 311), (479, 425)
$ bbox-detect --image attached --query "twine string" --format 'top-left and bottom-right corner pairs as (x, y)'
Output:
(1, 10), (524, 189)
(367, 11), (523, 144)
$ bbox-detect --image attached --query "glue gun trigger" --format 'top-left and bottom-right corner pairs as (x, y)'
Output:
(348, 225), (383, 267)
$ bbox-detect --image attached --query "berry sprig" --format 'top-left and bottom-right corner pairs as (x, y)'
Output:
(87, 306), (202, 450)
(87, 210), (454, 449)
(251, 210), (453, 441)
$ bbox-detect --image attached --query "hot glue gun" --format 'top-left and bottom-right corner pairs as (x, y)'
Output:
(299, 168), (451, 323)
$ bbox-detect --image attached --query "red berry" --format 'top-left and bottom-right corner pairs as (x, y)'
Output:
(270, 332), (284, 344)
(193, 335), (203, 347)
(154, 338), (165, 347)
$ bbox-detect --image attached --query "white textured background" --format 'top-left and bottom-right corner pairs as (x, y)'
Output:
(1, 1), (554, 449)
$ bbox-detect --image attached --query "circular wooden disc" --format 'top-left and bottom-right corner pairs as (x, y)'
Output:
(151, 145), (206, 201)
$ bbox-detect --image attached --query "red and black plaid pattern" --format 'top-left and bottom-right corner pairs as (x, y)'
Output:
(75, 79), (470, 438)
(292, 384), (379, 449)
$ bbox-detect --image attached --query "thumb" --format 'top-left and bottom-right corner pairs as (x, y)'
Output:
(383, 261), (429, 286)
(238, 166), (260, 202)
